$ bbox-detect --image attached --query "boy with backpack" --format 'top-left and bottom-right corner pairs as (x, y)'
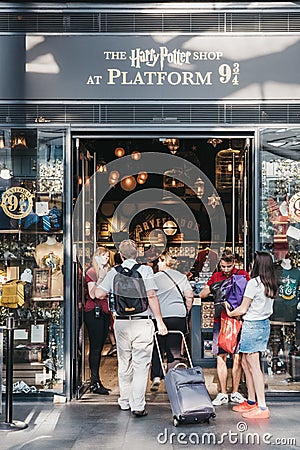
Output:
(95, 239), (167, 417)
(200, 249), (250, 406)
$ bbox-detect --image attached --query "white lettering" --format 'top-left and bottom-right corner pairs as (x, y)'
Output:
(195, 71), (213, 85)
(168, 71), (181, 85)
(177, 433), (188, 444)
(104, 51), (127, 60)
(129, 48), (160, 68)
(193, 51), (223, 60)
(86, 75), (94, 85)
(106, 69), (213, 86)
(159, 47), (191, 70)
(157, 428), (168, 444)
(86, 75), (103, 85)
(107, 69), (121, 84)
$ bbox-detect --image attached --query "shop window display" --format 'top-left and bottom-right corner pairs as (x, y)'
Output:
(260, 128), (300, 390)
(0, 128), (65, 395)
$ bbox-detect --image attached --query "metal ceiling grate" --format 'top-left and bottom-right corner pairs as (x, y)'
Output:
(0, 10), (300, 33)
(1, 103), (300, 125)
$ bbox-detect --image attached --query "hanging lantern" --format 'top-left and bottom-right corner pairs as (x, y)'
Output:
(163, 138), (180, 154)
(136, 171), (148, 184)
(207, 138), (222, 148)
(215, 147), (241, 191)
(194, 177), (205, 199)
(115, 147), (125, 158)
(163, 168), (184, 190)
(131, 151), (141, 161)
(96, 159), (107, 173)
(120, 175), (136, 191)
(163, 220), (178, 236)
(12, 134), (27, 148)
(109, 170), (120, 187)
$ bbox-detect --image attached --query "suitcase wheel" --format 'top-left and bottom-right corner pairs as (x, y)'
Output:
(173, 417), (180, 427)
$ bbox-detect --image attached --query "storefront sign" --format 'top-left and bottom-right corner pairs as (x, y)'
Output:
(2, 35), (300, 100)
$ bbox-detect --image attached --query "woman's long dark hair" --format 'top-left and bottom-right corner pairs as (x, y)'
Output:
(250, 251), (278, 298)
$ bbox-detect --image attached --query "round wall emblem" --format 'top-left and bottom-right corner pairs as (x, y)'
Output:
(289, 192), (300, 223)
(1, 186), (33, 219)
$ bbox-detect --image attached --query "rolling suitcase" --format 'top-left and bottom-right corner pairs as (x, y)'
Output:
(154, 330), (216, 427)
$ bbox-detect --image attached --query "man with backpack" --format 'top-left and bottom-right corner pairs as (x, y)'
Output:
(95, 239), (167, 417)
(200, 249), (250, 406)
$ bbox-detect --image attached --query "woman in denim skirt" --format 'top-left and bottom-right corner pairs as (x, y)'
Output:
(225, 251), (278, 419)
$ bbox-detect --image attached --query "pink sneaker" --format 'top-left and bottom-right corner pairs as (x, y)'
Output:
(242, 406), (270, 419)
(232, 401), (257, 412)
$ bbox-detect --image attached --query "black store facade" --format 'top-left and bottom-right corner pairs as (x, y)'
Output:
(0, 2), (300, 401)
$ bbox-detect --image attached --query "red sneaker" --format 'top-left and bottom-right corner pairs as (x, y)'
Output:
(242, 406), (270, 419)
(232, 400), (257, 412)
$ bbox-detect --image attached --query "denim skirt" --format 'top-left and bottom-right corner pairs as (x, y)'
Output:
(239, 319), (270, 353)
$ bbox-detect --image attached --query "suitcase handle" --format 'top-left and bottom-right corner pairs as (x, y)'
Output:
(154, 330), (193, 377)
(173, 362), (188, 370)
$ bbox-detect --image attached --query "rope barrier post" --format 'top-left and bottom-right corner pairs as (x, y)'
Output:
(0, 313), (28, 431)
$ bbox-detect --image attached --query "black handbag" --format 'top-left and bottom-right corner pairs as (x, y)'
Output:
(210, 280), (228, 319)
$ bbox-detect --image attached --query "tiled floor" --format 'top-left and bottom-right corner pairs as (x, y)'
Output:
(2, 344), (300, 449)
(1, 400), (300, 450)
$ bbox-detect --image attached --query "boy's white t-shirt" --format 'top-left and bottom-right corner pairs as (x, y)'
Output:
(243, 276), (274, 321)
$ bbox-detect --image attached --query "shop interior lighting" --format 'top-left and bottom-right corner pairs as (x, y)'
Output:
(120, 175), (136, 191)
(11, 135), (27, 148)
(163, 220), (178, 236)
(194, 177), (205, 199)
(115, 147), (125, 158)
(96, 158), (107, 173)
(136, 172), (148, 184)
(162, 138), (180, 154)
(207, 138), (222, 148)
(109, 170), (120, 187)
(131, 151), (141, 161)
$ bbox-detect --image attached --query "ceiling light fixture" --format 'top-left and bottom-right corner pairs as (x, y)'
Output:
(194, 177), (205, 199)
(136, 172), (148, 184)
(109, 170), (120, 187)
(120, 176), (136, 191)
(115, 147), (125, 158)
(163, 138), (180, 154)
(207, 138), (222, 148)
(96, 158), (107, 173)
(163, 220), (178, 236)
(12, 135), (27, 148)
(131, 151), (141, 161)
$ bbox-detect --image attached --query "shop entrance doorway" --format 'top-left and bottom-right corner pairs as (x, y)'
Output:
(71, 133), (253, 400)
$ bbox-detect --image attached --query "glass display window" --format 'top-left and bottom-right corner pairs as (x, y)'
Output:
(259, 128), (300, 392)
(0, 128), (66, 395)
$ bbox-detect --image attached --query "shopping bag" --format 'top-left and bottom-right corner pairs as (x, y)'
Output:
(218, 309), (242, 354)
(0, 280), (25, 308)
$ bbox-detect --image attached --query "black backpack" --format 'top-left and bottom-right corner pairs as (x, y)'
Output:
(210, 279), (229, 319)
(112, 263), (148, 316)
